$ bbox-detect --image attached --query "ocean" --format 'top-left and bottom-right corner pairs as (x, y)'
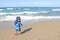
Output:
(0, 7), (60, 21)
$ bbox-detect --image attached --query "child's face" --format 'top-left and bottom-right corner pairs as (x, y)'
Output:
(18, 20), (20, 21)
(16, 17), (21, 22)
(17, 19), (21, 22)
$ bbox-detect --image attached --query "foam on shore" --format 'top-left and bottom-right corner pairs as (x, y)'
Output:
(0, 16), (60, 22)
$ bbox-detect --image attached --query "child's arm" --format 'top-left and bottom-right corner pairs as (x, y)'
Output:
(14, 20), (17, 25)
(21, 23), (23, 26)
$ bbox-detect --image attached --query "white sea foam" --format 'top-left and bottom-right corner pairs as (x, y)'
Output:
(0, 12), (24, 16)
(0, 12), (37, 16)
(22, 11), (39, 14)
(39, 11), (48, 13)
(0, 13), (7, 15)
(0, 11), (60, 22)
(0, 11), (48, 16)
(0, 9), (4, 11)
(21, 11), (48, 15)
(52, 8), (60, 11)
(7, 8), (13, 10)
(0, 16), (60, 22)
(24, 8), (30, 10)
(18, 8), (21, 9)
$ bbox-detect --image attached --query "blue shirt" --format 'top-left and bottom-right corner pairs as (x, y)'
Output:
(16, 22), (22, 27)
(15, 22), (22, 29)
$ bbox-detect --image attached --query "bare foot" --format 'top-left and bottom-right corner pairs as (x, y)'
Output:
(15, 33), (17, 36)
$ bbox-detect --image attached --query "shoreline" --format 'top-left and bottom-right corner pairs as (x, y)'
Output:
(0, 19), (60, 29)
(0, 20), (60, 40)
(0, 16), (60, 22)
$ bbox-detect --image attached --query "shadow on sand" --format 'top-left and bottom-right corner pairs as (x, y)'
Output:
(16, 28), (32, 36)
(21, 28), (32, 34)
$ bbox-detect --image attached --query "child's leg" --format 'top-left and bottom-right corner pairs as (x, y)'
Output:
(15, 31), (17, 35)
(15, 30), (17, 35)
(20, 30), (21, 34)
(19, 28), (21, 33)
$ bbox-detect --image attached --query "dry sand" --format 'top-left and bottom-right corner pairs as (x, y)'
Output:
(0, 20), (60, 40)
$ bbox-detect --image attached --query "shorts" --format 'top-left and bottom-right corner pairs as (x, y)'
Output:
(16, 26), (21, 31)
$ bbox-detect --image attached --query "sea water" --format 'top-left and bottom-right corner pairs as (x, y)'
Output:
(0, 7), (60, 21)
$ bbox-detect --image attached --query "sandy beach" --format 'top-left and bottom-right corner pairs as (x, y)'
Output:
(0, 20), (60, 40)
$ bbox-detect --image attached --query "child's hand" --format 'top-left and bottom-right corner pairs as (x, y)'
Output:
(21, 23), (23, 26)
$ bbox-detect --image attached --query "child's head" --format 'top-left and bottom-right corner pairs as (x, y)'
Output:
(16, 16), (21, 22)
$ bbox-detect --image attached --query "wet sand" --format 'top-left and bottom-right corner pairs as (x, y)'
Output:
(0, 20), (60, 40)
